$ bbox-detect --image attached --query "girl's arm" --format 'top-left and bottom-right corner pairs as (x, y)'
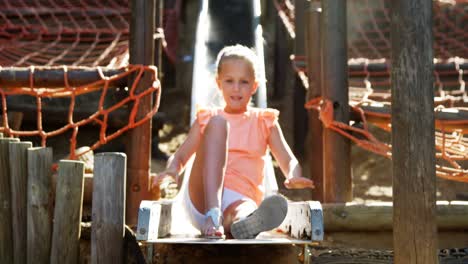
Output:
(268, 122), (314, 189)
(152, 120), (202, 186)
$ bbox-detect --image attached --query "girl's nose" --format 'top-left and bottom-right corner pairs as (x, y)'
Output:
(233, 82), (240, 91)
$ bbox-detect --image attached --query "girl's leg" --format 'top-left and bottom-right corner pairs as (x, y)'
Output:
(188, 115), (228, 235)
(222, 200), (257, 236)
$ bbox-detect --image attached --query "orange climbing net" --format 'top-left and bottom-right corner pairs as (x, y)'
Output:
(278, 0), (468, 182)
(0, 0), (180, 67)
(0, 1), (173, 161)
(0, 65), (160, 159)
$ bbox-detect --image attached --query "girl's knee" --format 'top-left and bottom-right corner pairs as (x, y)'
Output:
(222, 199), (257, 233)
(205, 115), (229, 134)
(224, 199), (257, 220)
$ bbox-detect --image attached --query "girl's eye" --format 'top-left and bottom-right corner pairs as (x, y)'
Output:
(241, 80), (249, 84)
(226, 79), (233, 83)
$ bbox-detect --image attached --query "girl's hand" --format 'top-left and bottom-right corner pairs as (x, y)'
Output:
(150, 171), (178, 190)
(283, 176), (315, 189)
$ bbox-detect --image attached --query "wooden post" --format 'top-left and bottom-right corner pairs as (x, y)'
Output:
(27, 147), (53, 264)
(391, 1), (437, 263)
(50, 160), (85, 264)
(321, 0), (351, 202)
(91, 153), (126, 264)
(0, 137), (19, 264)
(155, 0), (164, 78)
(8, 112), (23, 131)
(126, 0), (156, 227)
(306, 1), (323, 202)
(274, 10), (295, 149)
(9, 141), (32, 264)
(293, 0), (309, 159)
(294, 0), (307, 55)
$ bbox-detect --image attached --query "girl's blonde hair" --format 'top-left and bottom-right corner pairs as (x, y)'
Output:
(215, 44), (258, 79)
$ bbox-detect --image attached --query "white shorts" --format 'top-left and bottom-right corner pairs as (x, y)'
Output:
(182, 186), (253, 231)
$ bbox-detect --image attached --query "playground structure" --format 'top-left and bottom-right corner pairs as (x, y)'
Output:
(274, 0), (468, 261)
(136, 0), (324, 250)
(0, 0), (468, 263)
(0, 0), (164, 262)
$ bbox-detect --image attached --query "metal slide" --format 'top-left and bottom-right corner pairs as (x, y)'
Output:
(180, 0), (277, 198)
(137, 0), (323, 245)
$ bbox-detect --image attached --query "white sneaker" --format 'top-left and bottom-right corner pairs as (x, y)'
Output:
(230, 194), (288, 239)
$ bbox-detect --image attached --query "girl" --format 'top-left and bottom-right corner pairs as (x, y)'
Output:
(152, 44), (314, 239)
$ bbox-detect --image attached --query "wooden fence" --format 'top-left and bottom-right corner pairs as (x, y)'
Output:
(0, 133), (127, 264)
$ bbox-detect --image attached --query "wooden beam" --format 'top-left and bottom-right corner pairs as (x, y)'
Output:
(0, 67), (126, 88)
(321, 0), (351, 202)
(391, 0), (437, 263)
(50, 160), (85, 264)
(348, 62), (468, 75)
(136, 200), (324, 242)
(5, 100), (164, 129)
(322, 201), (468, 231)
(126, 0), (157, 227)
(91, 153), (127, 264)
(306, 1), (323, 202)
(353, 104), (468, 133)
(9, 141), (32, 264)
(0, 138), (19, 264)
(27, 147), (53, 264)
(278, 201), (323, 241)
(323, 231), (468, 250)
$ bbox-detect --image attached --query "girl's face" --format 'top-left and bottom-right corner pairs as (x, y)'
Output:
(216, 58), (258, 114)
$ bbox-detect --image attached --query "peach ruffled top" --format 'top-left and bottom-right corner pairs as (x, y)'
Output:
(196, 107), (279, 205)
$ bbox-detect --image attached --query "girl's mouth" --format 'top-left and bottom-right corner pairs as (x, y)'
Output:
(230, 96), (243, 101)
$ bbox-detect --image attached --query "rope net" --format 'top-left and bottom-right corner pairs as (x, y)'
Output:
(0, 65), (161, 160)
(0, 0), (180, 67)
(0, 1), (179, 161)
(277, 0), (468, 182)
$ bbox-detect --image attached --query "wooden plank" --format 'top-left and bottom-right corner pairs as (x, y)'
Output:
(51, 173), (93, 206)
(137, 200), (324, 243)
(278, 201), (323, 241)
(321, 0), (351, 202)
(126, 0), (157, 227)
(306, 2), (323, 202)
(6, 100), (164, 128)
(50, 160), (85, 264)
(136, 200), (172, 241)
(0, 137), (19, 264)
(323, 201), (468, 231)
(27, 147), (53, 264)
(391, 1), (437, 263)
(140, 234), (313, 245)
(323, 231), (468, 250)
(9, 141), (32, 264)
(91, 152), (127, 264)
